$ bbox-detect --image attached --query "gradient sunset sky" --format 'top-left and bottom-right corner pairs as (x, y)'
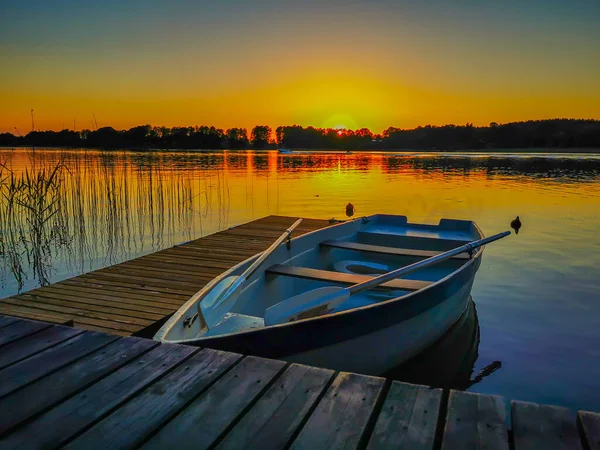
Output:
(1, 0), (599, 134)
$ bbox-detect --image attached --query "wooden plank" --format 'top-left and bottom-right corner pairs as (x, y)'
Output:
(3, 297), (154, 327)
(267, 264), (432, 291)
(142, 355), (286, 450)
(512, 400), (582, 450)
(578, 411), (600, 450)
(163, 242), (266, 254)
(67, 349), (242, 449)
(91, 269), (206, 289)
(57, 275), (195, 298)
(441, 391), (508, 450)
(1, 344), (197, 449)
(0, 336), (157, 435)
(0, 303), (89, 325)
(0, 331), (118, 398)
(157, 245), (254, 259)
(0, 317), (17, 329)
(151, 242), (247, 256)
(75, 272), (198, 294)
(0, 319), (51, 348)
(98, 264), (215, 283)
(120, 262), (225, 280)
(14, 292), (166, 321)
(79, 272), (199, 295)
(0, 313), (138, 336)
(141, 254), (241, 270)
(123, 254), (234, 270)
(0, 324), (84, 370)
(67, 322), (132, 336)
(367, 381), (442, 450)
(21, 287), (175, 316)
(290, 372), (386, 450)
(0, 298), (150, 331)
(61, 278), (190, 303)
(99, 266), (217, 286)
(321, 240), (470, 260)
(216, 364), (334, 450)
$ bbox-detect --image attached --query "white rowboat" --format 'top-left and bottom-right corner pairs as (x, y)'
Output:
(154, 215), (508, 375)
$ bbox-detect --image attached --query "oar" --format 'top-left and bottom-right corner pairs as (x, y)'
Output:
(265, 230), (510, 325)
(197, 218), (303, 329)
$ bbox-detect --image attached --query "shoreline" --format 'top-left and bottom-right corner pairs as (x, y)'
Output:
(1, 146), (600, 154)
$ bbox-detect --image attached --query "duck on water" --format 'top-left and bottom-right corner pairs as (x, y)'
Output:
(154, 214), (510, 375)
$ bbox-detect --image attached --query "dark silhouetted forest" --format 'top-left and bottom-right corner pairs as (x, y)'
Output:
(1, 119), (599, 150)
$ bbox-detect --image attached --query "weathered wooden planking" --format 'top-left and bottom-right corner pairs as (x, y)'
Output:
(1, 297), (154, 327)
(0, 314), (599, 450)
(0, 325), (84, 370)
(0, 304), (97, 329)
(61, 278), (190, 304)
(1, 344), (197, 449)
(41, 284), (183, 312)
(140, 254), (242, 271)
(98, 265), (219, 286)
(142, 356), (286, 450)
(68, 349), (242, 449)
(0, 336), (157, 435)
(216, 363), (334, 450)
(18, 290), (169, 319)
(578, 411), (600, 450)
(0, 331), (117, 398)
(0, 301), (143, 334)
(367, 381), (442, 450)
(73, 273), (198, 296)
(0, 319), (51, 347)
(290, 372), (386, 450)
(512, 400), (582, 450)
(90, 268), (220, 291)
(441, 391), (508, 450)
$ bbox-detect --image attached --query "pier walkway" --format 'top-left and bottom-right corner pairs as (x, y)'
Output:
(1, 315), (599, 449)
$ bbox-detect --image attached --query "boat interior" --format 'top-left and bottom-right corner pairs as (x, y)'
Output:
(174, 216), (482, 340)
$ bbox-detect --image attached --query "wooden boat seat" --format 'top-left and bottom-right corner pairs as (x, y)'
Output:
(320, 240), (470, 260)
(266, 264), (432, 291)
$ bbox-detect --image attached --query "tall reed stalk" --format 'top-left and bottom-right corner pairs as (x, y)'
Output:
(0, 149), (232, 295)
(0, 157), (70, 290)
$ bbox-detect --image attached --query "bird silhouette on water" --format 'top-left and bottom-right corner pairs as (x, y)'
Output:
(346, 202), (355, 218)
(510, 216), (522, 234)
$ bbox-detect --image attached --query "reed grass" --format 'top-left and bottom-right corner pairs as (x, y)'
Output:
(0, 149), (231, 295)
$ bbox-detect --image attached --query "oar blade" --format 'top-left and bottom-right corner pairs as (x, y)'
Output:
(265, 286), (348, 326)
(200, 276), (242, 328)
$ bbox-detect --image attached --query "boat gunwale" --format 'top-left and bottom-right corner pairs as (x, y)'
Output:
(154, 215), (485, 344)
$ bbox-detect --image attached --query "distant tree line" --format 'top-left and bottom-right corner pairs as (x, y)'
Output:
(1, 119), (599, 150)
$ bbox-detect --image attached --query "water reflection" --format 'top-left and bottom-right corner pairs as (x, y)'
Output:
(384, 298), (501, 390)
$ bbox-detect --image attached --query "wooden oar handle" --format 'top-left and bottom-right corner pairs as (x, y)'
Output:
(240, 218), (303, 281)
(347, 231), (510, 295)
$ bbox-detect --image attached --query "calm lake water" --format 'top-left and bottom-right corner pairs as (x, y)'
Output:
(1, 148), (599, 411)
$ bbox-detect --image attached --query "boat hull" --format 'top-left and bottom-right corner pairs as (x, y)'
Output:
(175, 251), (481, 375)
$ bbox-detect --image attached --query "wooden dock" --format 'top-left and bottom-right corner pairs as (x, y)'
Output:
(0, 216), (331, 336)
(0, 315), (598, 449)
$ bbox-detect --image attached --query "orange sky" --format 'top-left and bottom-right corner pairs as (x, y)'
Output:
(2, 1), (599, 134)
